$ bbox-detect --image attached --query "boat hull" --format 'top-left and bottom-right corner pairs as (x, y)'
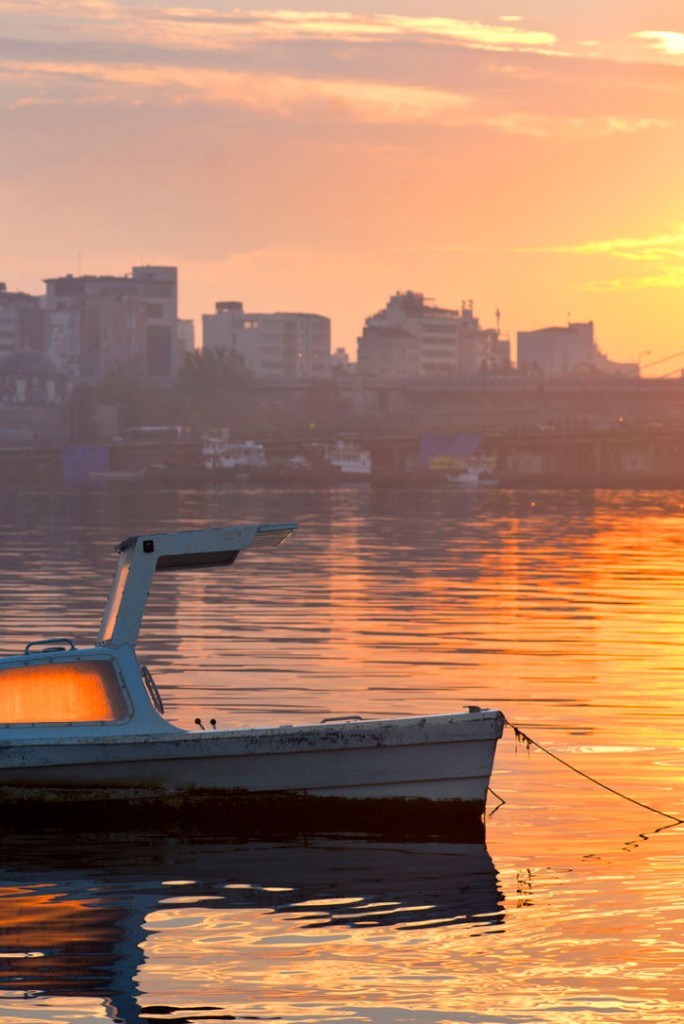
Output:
(0, 710), (503, 839)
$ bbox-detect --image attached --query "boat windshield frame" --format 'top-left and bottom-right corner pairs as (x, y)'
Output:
(98, 522), (297, 649)
(0, 650), (134, 729)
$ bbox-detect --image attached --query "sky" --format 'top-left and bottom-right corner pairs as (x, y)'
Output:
(2, 1), (684, 369)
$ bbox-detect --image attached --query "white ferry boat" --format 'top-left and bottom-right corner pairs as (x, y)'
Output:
(202, 432), (267, 474)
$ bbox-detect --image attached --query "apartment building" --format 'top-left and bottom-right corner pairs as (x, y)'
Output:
(202, 301), (331, 379)
(0, 284), (44, 360)
(517, 322), (636, 377)
(43, 265), (179, 385)
(357, 291), (509, 379)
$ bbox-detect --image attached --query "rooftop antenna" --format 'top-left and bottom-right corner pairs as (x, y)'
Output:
(495, 308), (501, 334)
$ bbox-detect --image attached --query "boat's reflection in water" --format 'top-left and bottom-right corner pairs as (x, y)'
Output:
(0, 834), (503, 1023)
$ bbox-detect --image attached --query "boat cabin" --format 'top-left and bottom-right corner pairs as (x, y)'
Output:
(0, 642), (174, 737)
(0, 522), (297, 738)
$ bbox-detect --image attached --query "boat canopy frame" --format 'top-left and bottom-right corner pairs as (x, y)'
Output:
(98, 522), (297, 648)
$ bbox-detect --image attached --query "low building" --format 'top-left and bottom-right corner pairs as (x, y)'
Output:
(357, 291), (510, 379)
(202, 301), (331, 379)
(0, 351), (69, 443)
(517, 321), (636, 377)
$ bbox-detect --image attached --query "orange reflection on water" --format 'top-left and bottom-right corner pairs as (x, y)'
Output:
(1, 487), (683, 1024)
(139, 860), (683, 1022)
(0, 888), (124, 954)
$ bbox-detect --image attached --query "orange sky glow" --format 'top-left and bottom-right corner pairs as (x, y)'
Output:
(2, 1), (684, 368)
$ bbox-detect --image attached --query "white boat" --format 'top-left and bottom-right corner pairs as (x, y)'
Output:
(0, 523), (503, 837)
(447, 454), (499, 488)
(202, 433), (267, 474)
(325, 439), (372, 476)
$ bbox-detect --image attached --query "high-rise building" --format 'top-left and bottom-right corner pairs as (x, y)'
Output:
(43, 266), (179, 385)
(130, 265), (178, 382)
(202, 302), (331, 379)
(357, 291), (509, 379)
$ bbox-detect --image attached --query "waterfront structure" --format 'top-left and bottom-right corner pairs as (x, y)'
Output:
(0, 284), (67, 442)
(517, 321), (636, 377)
(202, 302), (331, 379)
(44, 266), (179, 386)
(0, 351), (68, 444)
(357, 291), (510, 379)
(366, 421), (684, 489)
(0, 351), (66, 406)
(0, 284), (44, 361)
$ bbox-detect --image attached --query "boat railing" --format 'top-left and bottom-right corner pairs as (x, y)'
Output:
(24, 637), (77, 655)
(141, 664), (164, 714)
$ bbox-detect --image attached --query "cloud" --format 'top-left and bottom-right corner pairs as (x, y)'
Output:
(2, 4), (683, 151)
(0, 4), (560, 54)
(2, 52), (674, 140)
(548, 230), (684, 262)
(416, 229), (684, 266)
(118, 8), (561, 55)
(584, 268), (684, 292)
(487, 113), (670, 138)
(0, 5), (567, 131)
(0, 59), (474, 123)
(498, 229), (684, 294)
(633, 31), (684, 56)
(0, 0), (110, 9)
(4, 4), (684, 134)
(0, 0), (121, 21)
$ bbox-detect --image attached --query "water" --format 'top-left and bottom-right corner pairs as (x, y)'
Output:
(0, 483), (682, 1024)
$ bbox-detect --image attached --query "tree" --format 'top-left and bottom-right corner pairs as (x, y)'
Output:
(176, 347), (254, 433)
(292, 379), (351, 436)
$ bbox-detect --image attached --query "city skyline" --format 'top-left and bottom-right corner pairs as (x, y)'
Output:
(2, 2), (684, 370)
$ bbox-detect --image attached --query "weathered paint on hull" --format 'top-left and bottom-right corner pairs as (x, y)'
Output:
(0, 740), (497, 796)
(0, 711), (503, 840)
(0, 724), (501, 795)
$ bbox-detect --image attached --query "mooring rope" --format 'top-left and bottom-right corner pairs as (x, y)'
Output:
(504, 718), (684, 825)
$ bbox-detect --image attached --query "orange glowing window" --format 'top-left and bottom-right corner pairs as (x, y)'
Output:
(0, 660), (129, 725)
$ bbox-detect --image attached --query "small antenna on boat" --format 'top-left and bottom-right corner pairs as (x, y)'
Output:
(194, 717), (205, 730)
